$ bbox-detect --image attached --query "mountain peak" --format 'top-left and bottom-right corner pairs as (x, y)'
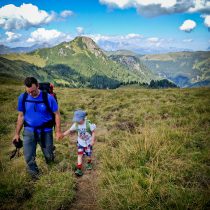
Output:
(74, 36), (96, 45)
(71, 36), (105, 58)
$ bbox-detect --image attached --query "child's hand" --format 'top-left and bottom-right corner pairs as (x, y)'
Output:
(62, 130), (74, 139)
(69, 130), (75, 136)
(56, 132), (64, 140)
(60, 133), (66, 140)
(91, 131), (96, 146)
(90, 140), (95, 146)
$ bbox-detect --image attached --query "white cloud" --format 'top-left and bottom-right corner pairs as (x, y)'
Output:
(183, 39), (193, 42)
(0, 3), (56, 30)
(76, 27), (84, 35)
(147, 37), (160, 43)
(88, 33), (143, 46)
(202, 15), (210, 28)
(146, 37), (162, 47)
(179, 20), (197, 32)
(125, 33), (143, 39)
(100, 0), (178, 9)
(99, 0), (133, 9)
(99, 0), (210, 17)
(0, 4), (74, 31)
(4, 32), (199, 53)
(5, 31), (21, 42)
(188, 0), (210, 13)
(85, 33), (197, 53)
(87, 33), (167, 52)
(60, 10), (74, 18)
(27, 28), (71, 45)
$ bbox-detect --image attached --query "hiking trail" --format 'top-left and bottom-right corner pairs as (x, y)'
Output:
(69, 128), (106, 210)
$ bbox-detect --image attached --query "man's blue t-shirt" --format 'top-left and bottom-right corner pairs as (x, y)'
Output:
(18, 91), (58, 132)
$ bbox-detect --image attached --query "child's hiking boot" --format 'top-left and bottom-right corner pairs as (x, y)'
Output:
(30, 171), (41, 181)
(86, 163), (92, 170)
(75, 168), (83, 176)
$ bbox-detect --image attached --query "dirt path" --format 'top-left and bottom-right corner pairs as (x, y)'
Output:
(69, 167), (101, 210)
(68, 143), (104, 210)
(68, 127), (108, 210)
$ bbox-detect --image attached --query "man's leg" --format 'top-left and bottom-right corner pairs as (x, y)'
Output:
(40, 131), (54, 164)
(23, 130), (39, 177)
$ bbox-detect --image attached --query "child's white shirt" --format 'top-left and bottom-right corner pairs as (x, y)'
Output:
(69, 120), (96, 147)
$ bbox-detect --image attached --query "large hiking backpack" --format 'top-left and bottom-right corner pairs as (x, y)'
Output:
(39, 82), (57, 103)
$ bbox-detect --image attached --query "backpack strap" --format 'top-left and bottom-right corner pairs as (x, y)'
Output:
(42, 91), (53, 115)
(22, 92), (28, 115)
(75, 120), (92, 135)
(86, 120), (92, 135)
(42, 91), (55, 128)
(75, 123), (79, 132)
(22, 91), (54, 116)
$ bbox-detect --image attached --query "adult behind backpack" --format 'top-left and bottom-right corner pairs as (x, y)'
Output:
(13, 77), (63, 179)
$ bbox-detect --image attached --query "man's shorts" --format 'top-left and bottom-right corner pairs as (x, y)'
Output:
(77, 144), (92, 157)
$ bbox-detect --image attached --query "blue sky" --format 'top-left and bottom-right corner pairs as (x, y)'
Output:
(0, 0), (210, 53)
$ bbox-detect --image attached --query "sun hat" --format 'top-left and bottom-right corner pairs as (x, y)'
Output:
(73, 110), (87, 122)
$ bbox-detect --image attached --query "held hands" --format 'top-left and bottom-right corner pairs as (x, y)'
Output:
(56, 131), (64, 140)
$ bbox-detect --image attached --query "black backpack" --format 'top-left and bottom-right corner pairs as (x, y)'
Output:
(22, 83), (57, 128)
(39, 82), (57, 102)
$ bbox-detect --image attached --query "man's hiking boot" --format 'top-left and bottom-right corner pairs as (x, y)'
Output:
(30, 172), (41, 181)
(75, 168), (83, 176)
(86, 163), (92, 170)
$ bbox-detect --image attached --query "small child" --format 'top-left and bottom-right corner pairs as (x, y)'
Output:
(63, 109), (96, 176)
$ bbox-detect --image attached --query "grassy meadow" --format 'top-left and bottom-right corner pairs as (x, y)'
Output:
(0, 82), (210, 210)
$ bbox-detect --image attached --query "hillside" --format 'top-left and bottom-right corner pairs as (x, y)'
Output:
(0, 82), (209, 210)
(0, 57), (45, 80)
(33, 36), (141, 83)
(2, 37), (209, 88)
(140, 51), (210, 87)
(1, 36), (158, 88)
(104, 50), (139, 57)
(108, 54), (158, 83)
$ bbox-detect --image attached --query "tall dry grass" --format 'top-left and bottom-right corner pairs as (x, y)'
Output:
(0, 83), (209, 209)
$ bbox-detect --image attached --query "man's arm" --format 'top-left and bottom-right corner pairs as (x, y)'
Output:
(14, 112), (24, 141)
(54, 110), (63, 140)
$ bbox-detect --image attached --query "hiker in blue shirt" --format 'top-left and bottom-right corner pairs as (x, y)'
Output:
(13, 77), (63, 179)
